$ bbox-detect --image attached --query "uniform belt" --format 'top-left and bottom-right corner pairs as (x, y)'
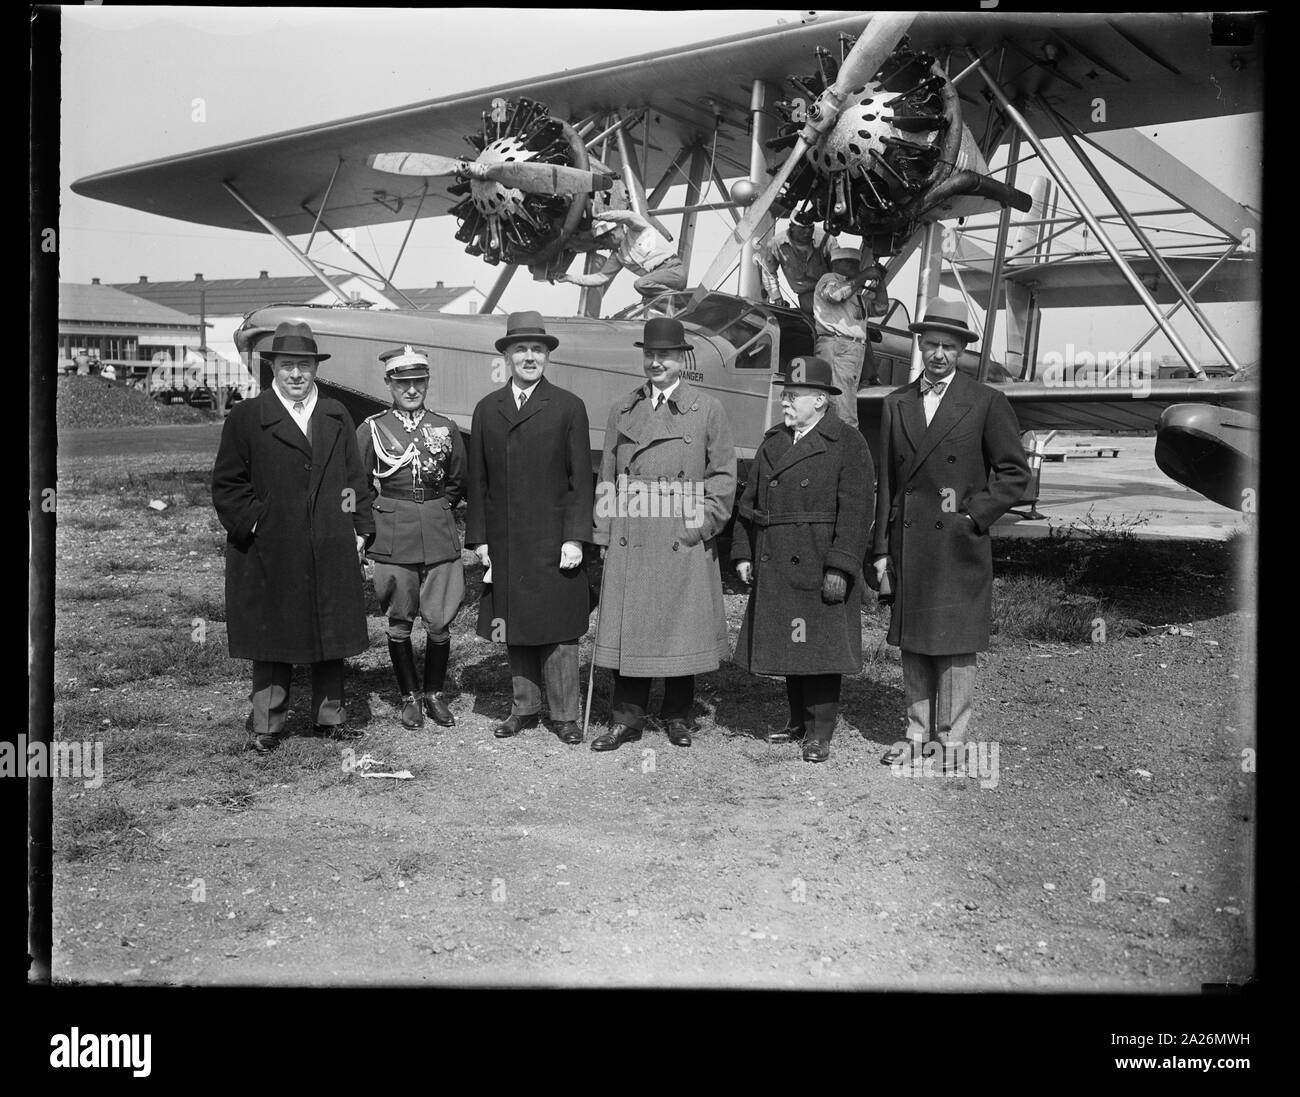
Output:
(816, 329), (866, 343)
(642, 253), (681, 273)
(751, 509), (838, 526)
(378, 488), (444, 504)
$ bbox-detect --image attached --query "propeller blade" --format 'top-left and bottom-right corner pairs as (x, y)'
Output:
(366, 152), (465, 177)
(483, 161), (614, 196)
(694, 11), (916, 298)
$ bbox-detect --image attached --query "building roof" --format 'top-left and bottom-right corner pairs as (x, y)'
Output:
(59, 282), (203, 328)
(107, 273), (477, 316)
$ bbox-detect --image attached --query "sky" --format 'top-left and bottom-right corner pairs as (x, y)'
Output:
(56, 7), (1261, 367)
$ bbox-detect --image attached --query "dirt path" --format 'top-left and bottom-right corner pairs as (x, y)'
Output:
(49, 443), (1254, 988)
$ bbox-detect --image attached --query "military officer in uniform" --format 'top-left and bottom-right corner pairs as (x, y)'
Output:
(358, 345), (467, 729)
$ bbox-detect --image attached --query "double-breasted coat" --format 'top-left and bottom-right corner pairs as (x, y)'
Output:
(212, 390), (375, 663)
(465, 376), (594, 646)
(731, 407), (874, 676)
(592, 380), (736, 676)
(871, 371), (1029, 654)
(357, 408), (466, 565)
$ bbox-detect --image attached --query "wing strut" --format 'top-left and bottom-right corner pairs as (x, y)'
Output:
(299, 204), (419, 310)
(976, 128), (1022, 382)
(1037, 98), (1242, 374)
(223, 181), (349, 304)
(965, 55), (1206, 379)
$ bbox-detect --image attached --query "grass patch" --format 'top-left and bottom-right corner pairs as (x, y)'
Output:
(169, 587), (226, 623)
(63, 512), (124, 532)
(991, 576), (1110, 644)
(59, 795), (156, 863)
(86, 467), (212, 508)
(58, 580), (139, 603)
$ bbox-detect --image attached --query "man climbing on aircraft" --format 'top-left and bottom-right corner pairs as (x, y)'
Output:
(357, 345), (467, 731)
(754, 218), (831, 314)
(872, 298), (1030, 773)
(558, 207), (686, 302)
(813, 245), (887, 428)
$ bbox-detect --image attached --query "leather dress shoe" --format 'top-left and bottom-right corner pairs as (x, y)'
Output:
(766, 723), (806, 744)
(316, 723), (362, 741)
(801, 738), (830, 763)
(423, 692), (456, 727)
(552, 721), (583, 744)
(665, 719), (693, 747)
(247, 733), (281, 755)
(590, 723), (642, 752)
(493, 713), (539, 738)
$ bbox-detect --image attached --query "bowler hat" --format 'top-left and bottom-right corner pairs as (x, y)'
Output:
(634, 316), (692, 351)
(379, 344), (431, 380)
(495, 311), (559, 353)
(773, 355), (842, 395)
(909, 297), (979, 344)
(264, 320), (330, 361)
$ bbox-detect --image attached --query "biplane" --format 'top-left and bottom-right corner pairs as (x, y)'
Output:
(72, 10), (1261, 510)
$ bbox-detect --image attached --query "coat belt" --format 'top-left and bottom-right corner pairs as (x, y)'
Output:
(751, 509), (838, 526)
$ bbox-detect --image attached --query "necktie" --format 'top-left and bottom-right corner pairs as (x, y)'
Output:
(921, 378), (949, 395)
(654, 393), (664, 411)
(293, 400), (304, 413)
(517, 388), (528, 410)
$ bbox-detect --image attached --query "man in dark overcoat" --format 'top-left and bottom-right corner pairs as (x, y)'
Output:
(465, 312), (594, 744)
(590, 316), (736, 752)
(871, 298), (1029, 769)
(358, 345), (467, 731)
(732, 356), (873, 763)
(212, 321), (374, 753)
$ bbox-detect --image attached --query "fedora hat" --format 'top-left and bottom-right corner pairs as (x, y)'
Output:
(378, 344), (431, 380)
(264, 320), (330, 361)
(773, 355), (842, 395)
(634, 316), (692, 351)
(909, 297), (979, 344)
(495, 311), (559, 353)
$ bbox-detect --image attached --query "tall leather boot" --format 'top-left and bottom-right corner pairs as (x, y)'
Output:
(422, 640), (455, 727)
(387, 639), (423, 729)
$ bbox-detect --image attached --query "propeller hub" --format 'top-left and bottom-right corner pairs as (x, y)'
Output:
(469, 136), (529, 217)
(808, 81), (927, 175)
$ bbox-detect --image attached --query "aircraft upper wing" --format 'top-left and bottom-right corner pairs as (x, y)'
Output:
(71, 12), (1261, 236)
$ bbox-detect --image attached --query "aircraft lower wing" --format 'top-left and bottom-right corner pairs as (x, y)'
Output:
(860, 376), (1254, 428)
(941, 254), (1260, 310)
(858, 375), (1259, 509)
(71, 12), (1261, 237)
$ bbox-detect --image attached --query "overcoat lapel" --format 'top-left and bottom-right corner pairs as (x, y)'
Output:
(508, 375), (551, 431)
(261, 390), (312, 457)
(308, 404), (342, 500)
(771, 427), (827, 476)
(900, 373), (975, 485)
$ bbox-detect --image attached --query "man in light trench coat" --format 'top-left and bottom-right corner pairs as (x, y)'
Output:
(872, 298), (1029, 771)
(590, 316), (736, 751)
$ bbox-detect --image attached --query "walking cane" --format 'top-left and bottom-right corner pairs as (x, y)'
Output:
(582, 546), (608, 738)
